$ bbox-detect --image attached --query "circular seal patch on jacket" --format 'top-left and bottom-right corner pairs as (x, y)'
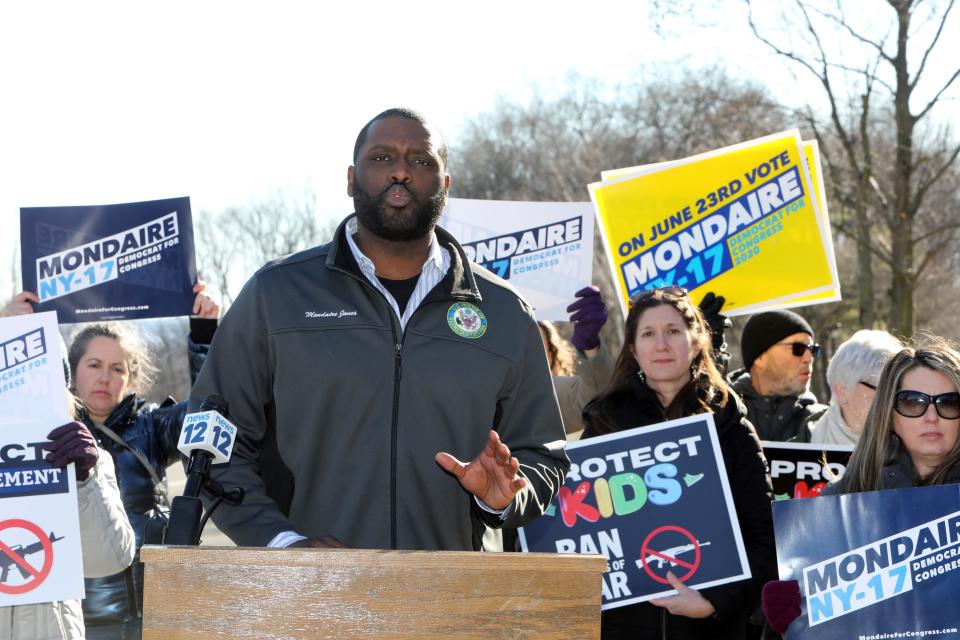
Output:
(447, 302), (487, 339)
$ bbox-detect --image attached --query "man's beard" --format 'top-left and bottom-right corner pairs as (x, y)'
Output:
(768, 368), (811, 397)
(353, 182), (446, 242)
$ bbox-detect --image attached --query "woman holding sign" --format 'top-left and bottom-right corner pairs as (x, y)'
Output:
(823, 336), (960, 492)
(762, 336), (960, 634)
(581, 287), (776, 640)
(1, 284), (216, 638)
(55, 286), (216, 639)
(0, 415), (135, 639)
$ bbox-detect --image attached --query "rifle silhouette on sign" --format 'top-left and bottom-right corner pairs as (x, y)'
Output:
(637, 541), (711, 570)
(0, 532), (63, 582)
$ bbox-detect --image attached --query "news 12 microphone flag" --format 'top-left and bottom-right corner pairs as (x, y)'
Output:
(591, 132), (840, 318)
(439, 199), (594, 321)
(773, 484), (960, 639)
(517, 415), (750, 610)
(0, 312), (84, 607)
(20, 197), (198, 323)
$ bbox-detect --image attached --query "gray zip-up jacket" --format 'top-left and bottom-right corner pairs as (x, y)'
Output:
(189, 216), (570, 551)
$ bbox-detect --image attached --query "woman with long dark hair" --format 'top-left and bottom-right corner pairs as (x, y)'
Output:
(827, 336), (960, 492)
(763, 336), (960, 634)
(582, 287), (776, 639)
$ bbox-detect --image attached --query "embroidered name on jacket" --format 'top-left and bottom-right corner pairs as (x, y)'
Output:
(305, 310), (358, 319)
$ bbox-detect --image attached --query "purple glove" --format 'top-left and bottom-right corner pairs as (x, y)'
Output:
(567, 286), (608, 351)
(43, 421), (99, 481)
(762, 579), (801, 635)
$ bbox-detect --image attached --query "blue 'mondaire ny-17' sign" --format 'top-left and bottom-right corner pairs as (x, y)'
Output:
(773, 484), (960, 639)
(20, 197), (197, 323)
(518, 414), (750, 610)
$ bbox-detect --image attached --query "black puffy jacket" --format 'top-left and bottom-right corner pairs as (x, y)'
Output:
(729, 369), (827, 443)
(80, 336), (208, 627)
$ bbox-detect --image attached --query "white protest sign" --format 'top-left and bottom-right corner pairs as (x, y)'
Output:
(0, 312), (84, 606)
(440, 198), (595, 321)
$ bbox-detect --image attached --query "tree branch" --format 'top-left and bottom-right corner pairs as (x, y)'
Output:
(914, 64), (960, 121)
(914, 220), (960, 245)
(811, 2), (895, 63)
(913, 235), (958, 281)
(910, 141), (960, 213)
(746, 2), (824, 79)
(911, 0), (956, 90)
(832, 218), (894, 266)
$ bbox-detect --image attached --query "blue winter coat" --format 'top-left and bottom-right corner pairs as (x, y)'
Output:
(80, 337), (208, 628)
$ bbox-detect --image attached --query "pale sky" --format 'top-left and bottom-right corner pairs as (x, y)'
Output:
(1, 0), (957, 294)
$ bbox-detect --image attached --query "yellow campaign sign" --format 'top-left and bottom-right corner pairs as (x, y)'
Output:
(782, 140), (840, 306)
(590, 130), (840, 318)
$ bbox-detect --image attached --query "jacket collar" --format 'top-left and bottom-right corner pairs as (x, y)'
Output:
(811, 402), (858, 446)
(613, 375), (740, 433)
(79, 393), (140, 428)
(326, 213), (481, 303)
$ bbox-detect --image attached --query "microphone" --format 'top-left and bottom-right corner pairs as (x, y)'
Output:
(164, 394), (238, 545)
(179, 395), (236, 497)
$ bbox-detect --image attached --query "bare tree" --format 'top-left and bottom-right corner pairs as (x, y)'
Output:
(746, 0), (960, 335)
(450, 70), (793, 362)
(195, 188), (338, 307)
(453, 70), (788, 201)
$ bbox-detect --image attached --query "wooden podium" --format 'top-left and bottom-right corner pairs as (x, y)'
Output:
(140, 546), (606, 639)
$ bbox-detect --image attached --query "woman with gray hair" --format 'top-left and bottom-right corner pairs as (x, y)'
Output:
(809, 329), (903, 445)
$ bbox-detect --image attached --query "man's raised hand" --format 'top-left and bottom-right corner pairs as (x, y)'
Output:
(435, 430), (526, 510)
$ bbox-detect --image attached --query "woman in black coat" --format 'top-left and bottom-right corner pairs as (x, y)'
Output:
(581, 287), (777, 640)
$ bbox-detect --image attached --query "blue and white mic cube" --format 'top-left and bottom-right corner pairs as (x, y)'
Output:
(177, 411), (237, 464)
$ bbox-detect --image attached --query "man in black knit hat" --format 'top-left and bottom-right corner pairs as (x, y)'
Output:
(729, 309), (827, 442)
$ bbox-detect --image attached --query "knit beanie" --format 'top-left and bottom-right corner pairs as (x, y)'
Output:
(741, 310), (814, 371)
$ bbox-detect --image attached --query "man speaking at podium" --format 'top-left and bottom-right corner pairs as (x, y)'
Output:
(188, 108), (569, 551)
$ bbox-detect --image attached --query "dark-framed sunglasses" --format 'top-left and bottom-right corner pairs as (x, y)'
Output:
(858, 381), (877, 391)
(776, 341), (821, 358)
(893, 390), (960, 419)
(629, 286), (688, 305)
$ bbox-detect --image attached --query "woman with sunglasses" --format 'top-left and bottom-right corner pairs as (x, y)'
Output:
(762, 336), (960, 635)
(826, 336), (960, 492)
(581, 287), (776, 640)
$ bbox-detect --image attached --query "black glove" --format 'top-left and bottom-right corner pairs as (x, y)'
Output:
(698, 292), (731, 372)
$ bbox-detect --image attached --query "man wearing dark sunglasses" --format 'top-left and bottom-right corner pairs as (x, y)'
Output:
(729, 309), (828, 442)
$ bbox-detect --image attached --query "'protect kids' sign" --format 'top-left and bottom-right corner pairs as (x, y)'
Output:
(518, 414), (750, 609)
(773, 484), (960, 639)
(591, 131), (840, 317)
(20, 197), (198, 322)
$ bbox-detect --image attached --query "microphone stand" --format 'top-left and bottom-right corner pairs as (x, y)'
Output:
(159, 452), (244, 546)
